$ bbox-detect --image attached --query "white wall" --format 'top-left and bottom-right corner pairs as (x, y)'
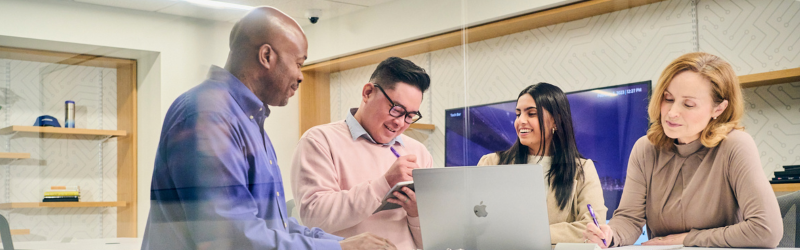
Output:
(0, 0), (300, 237)
(303, 0), (580, 63)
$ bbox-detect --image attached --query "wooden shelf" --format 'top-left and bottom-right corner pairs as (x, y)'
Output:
(739, 67), (800, 88)
(0, 152), (30, 159)
(0, 126), (126, 137)
(409, 123), (435, 131)
(771, 183), (800, 192)
(0, 201), (126, 209)
(10, 229), (30, 235)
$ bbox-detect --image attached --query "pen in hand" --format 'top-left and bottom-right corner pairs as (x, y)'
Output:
(390, 147), (401, 158)
(587, 204), (607, 246)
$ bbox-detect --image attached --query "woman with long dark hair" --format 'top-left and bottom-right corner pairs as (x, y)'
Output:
(477, 82), (606, 244)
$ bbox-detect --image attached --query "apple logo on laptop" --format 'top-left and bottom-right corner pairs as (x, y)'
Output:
(474, 201), (488, 217)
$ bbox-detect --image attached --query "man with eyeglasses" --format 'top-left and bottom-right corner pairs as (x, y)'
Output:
(291, 57), (432, 250)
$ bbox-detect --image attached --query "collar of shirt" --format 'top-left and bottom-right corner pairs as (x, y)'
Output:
(345, 108), (404, 147)
(673, 138), (705, 158)
(208, 65), (269, 120)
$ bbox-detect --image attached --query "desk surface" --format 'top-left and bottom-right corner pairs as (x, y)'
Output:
(1, 238), (141, 250)
(3, 240), (800, 250)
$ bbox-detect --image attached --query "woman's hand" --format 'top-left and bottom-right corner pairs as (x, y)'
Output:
(641, 233), (687, 245)
(386, 187), (418, 217)
(583, 221), (613, 248)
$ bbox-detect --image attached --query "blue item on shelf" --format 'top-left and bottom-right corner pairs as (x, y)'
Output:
(34, 115), (61, 127)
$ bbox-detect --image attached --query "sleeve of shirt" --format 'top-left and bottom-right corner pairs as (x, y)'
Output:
(549, 159), (608, 244)
(164, 112), (342, 250)
(291, 130), (392, 233)
(683, 132), (782, 248)
(476, 153), (499, 166)
(287, 217), (345, 241)
(607, 138), (650, 247)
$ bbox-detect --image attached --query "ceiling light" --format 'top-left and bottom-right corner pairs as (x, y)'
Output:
(182, 0), (254, 11)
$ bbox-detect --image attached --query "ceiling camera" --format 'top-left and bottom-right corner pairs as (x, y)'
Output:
(306, 9), (322, 24)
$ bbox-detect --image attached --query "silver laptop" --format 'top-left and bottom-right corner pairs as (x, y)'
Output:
(413, 164), (551, 250)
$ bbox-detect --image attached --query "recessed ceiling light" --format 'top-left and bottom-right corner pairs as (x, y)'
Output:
(182, 0), (254, 11)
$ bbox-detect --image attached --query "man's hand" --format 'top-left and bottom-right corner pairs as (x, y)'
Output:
(339, 233), (397, 250)
(387, 187), (418, 217)
(384, 155), (418, 187)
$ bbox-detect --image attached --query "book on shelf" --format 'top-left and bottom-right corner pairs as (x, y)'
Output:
(48, 185), (80, 191)
(43, 195), (80, 199)
(773, 176), (800, 180)
(783, 165), (800, 171)
(42, 197), (80, 202)
(44, 191), (80, 196)
(42, 185), (81, 202)
(773, 169), (800, 177)
(770, 178), (800, 184)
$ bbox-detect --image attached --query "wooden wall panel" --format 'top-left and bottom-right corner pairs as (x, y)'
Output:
(116, 60), (138, 237)
(299, 70), (331, 136)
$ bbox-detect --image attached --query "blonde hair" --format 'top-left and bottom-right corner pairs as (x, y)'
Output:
(646, 52), (744, 150)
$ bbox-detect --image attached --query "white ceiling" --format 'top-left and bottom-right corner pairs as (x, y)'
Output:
(69, 0), (396, 24)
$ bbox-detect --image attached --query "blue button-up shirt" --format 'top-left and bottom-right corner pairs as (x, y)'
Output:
(142, 66), (343, 250)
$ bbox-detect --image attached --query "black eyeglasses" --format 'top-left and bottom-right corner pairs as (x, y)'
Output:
(373, 84), (422, 124)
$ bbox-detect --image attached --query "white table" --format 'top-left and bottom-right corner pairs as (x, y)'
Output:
(1, 237), (141, 250)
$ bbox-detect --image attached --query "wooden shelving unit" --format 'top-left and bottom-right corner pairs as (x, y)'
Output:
(0, 126), (126, 137)
(409, 123), (435, 131)
(0, 46), (138, 237)
(739, 67), (800, 88)
(0, 152), (30, 159)
(0, 201), (126, 209)
(10, 229), (30, 236)
(772, 183), (800, 193)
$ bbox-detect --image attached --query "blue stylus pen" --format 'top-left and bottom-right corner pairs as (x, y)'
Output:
(587, 204), (607, 246)
(390, 147), (401, 158)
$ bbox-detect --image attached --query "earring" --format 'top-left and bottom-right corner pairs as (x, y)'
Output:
(552, 128), (556, 134)
(713, 116), (717, 120)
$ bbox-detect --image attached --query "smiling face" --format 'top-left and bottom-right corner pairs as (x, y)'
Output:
(660, 71), (728, 144)
(259, 31), (308, 107)
(356, 82), (423, 144)
(515, 94), (555, 156)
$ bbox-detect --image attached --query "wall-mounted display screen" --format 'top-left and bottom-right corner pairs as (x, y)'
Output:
(445, 81), (651, 219)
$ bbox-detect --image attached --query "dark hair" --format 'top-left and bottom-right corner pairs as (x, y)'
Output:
(370, 57), (430, 93)
(496, 82), (585, 210)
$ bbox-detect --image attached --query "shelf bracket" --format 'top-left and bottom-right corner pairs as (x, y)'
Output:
(99, 135), (113, 143)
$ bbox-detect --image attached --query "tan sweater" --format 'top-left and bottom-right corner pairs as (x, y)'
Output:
(477, 154), (607, 244)
(608, 130), (782, 248)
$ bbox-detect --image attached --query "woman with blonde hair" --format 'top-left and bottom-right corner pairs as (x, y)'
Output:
(582, 52), (782, 248)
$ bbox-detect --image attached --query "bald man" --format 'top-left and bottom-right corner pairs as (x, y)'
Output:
(142, 7), (395, 250)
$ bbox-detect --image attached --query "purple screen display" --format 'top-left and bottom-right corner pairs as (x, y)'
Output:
(444, 81), (651, 218)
